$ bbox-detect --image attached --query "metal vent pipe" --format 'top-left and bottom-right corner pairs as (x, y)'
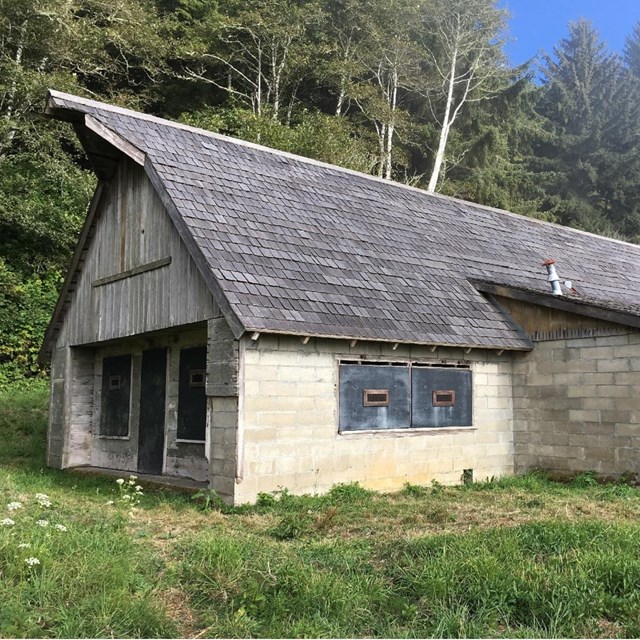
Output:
(543, 259), (562, 296)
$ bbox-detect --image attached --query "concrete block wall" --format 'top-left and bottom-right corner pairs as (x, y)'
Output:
(513, 332), (640, 477)
(208, 396), (238, 501)
(65, 347), (96, 468)
(235, 335), (515, 503)
(206, 317), (239, 502)
(46, 345), (95, 470)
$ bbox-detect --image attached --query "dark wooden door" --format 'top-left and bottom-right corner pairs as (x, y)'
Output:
(137, 348), (167, 474)
(177, 346), (207, 441)
(100, 355), (132, 436)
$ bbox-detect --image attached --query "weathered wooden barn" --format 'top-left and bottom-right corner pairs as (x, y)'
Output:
(41, 90), (640, 504)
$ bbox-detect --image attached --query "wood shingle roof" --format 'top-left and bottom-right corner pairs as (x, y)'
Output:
(44, 90), (640, 352)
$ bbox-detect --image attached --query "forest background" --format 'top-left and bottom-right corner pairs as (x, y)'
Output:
(2, 0), (640, 385)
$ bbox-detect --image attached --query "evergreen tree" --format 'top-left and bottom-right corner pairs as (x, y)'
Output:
(535, 19), (640, 239)
(624, 21), (640, 78)
(439, 70), (550, 218)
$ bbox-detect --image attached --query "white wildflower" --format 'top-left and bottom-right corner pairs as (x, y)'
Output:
(122, 494), (131, 502)
(18, 543), (31, 549)
(129, 475), (137, 481)
(1, 518), (15, 526)
(36, 520), (49, 527)
(35, 493), (52, 508)
(54, 524), (68, 532)
(7, 502), (22, 511)
(116, 478), (125, 485)
(135, 485), (143, 492)
(25, 557), (40, 566)
(106, 500), (114, 506)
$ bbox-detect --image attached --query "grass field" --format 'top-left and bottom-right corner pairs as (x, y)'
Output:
(3, 381), (640, 638)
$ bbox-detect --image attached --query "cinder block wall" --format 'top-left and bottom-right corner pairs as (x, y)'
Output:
(513, 332), (640, 477)
(235, 336), (515, 503)
(206, 317), (239, 503)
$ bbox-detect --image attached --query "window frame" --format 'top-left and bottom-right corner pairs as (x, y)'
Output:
(337, 359), (474, 434)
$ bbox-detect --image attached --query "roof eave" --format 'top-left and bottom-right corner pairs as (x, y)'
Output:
(472, 280), (640, 330)
(240, 327), (533, 352)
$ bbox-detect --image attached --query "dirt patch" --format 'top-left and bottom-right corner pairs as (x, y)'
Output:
(159, 587), (200, 638)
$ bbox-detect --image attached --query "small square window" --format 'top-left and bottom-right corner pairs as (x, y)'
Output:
(339, 364), (410, 431)
(412, 368), (472, 428)
(189, 370), (205, 388)
(178, 347), (206, 441)
(100, 355), (131, 437)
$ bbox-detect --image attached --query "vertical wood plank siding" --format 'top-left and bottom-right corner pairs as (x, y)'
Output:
(57, 158), (218, 348)
(47, 347), (67, 468)
(494, 296), (632, 340)
(64, 348), (95, 467)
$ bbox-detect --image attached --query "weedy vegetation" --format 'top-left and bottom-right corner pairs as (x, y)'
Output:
(3, 381), (640, 637)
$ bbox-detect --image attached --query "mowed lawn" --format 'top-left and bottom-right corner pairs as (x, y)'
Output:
(2, 383), (640, 638)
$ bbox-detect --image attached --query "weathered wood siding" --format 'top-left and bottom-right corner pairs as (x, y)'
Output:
(47, 347), (68, 469)
(64, 348), (95, 468)
(494, 296), (632, 341)
(57, 157), (217, 347)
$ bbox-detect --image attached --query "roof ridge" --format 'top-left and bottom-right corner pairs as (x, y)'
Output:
(48, 89), (640, 253)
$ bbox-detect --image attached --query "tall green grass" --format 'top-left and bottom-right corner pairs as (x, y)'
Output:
(0, 379), (49, 467)
(3, 381), (640, 637)
(0, 381), (177, 638)
(175, 520), (640, 638)
(0, 505), (176, 638)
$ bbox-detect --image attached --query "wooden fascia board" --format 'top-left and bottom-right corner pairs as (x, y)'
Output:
(144, 158), (246, 340)
(472, 281), (640, 330)
(84, 115), (145, 166)
(72, 122), (113, 181)
(44, 91), (74, 120)
(38, 182), (107, 364)
(237, 327), (532, 352)
(45, 92), (144, 175)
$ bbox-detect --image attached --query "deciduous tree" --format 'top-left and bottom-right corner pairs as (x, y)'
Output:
(422, 0), (508, 192)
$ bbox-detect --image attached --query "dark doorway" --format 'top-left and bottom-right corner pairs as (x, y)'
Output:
(138, 348), (167, 474)
(100, 354), (132, 436)
(178, 346), (207, 441)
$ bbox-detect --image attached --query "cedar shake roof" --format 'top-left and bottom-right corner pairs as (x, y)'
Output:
(43, 90), (640, 352)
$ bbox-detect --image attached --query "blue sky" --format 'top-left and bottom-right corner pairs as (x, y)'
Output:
(500, 0), (640, 66)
